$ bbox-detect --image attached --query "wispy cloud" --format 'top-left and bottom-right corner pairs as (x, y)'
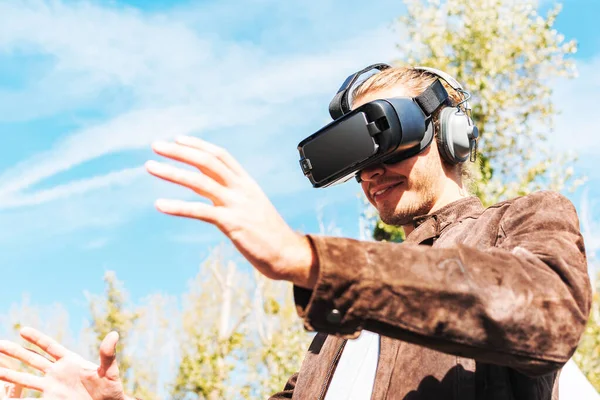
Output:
(0, 0), (401, 239)
(0, 166), (144, 209)
(0, 104), (270, 200)
(0, 0), (400, 120)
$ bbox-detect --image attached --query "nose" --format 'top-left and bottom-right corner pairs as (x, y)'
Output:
(359, 164), (385, 182)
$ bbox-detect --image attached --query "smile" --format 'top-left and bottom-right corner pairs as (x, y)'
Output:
(373, 182), (402, 200)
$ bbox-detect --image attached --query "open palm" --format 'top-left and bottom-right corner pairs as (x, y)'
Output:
(0, 327), (127, 400)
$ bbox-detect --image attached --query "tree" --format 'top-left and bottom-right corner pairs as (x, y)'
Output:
(88, 271), (159, 399)
(401, 0), (583, 202)
(573, 193), (600, 391)
(574, 273), (600, 390)
(171, 244), (312, 400)
(242, 272), (313, 399)
(126, 292), (179, 400)
(369, 0), (584, 241)
(171, 246), (251, 400)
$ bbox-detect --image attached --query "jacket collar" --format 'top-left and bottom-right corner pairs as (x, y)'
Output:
(406, 196), (484, 244)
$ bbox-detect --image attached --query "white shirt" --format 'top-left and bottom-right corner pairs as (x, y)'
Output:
(324, 330), (380, 400)
(559, 359), (600, 399)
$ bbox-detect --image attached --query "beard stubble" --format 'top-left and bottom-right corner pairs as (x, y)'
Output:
(378, 160), (440, 227)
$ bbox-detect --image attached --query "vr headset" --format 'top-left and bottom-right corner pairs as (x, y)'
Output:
(297, 63), (479, 188)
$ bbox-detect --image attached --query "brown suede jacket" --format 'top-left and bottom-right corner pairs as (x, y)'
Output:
(270, 191), (592, 400)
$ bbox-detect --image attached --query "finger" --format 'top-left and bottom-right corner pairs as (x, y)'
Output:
(0, 341), (53, 373)
(98, 332), (120, 381)
(154, 199), (224, 225)
(0, 356), (15, 368)
(145, 161), (232, 206)
(10, 383), (22, 398)
(19, 327), (67, 361)
(0, 369), (43, 392)
(175, 136), (249, 178)
(151, 141), (238, 186)
(3, 382), (23, 398)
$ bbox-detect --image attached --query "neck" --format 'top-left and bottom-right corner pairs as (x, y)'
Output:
(402, 178), (468, 236)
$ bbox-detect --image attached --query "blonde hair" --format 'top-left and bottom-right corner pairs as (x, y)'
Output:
(352, 67), (464, 106)
(351, 66), (472, 185)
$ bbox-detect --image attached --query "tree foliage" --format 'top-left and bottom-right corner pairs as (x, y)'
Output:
(574, 273), (600, 390)
(369, 0), (585, 241)
(398, 0), (583, 204)
(171, 247), (250, 400)
(89, 272), (139, 389)
(88, 271), (159, 400)
(572, 194), (600, 391)
(170, 246), (312, 400)
(243, 273), (312, 399)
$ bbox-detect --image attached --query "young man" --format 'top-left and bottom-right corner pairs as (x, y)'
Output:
(0, 66), (592, 400)
(269, 66), (592, 399)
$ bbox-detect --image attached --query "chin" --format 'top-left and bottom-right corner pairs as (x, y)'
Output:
(378, 196), (434, 226)
(379, 213), (412, 227)
(377, 206), (412, 226)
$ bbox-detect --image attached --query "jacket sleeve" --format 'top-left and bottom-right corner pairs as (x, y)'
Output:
(294, 191), (592, 377)
(268, 372), (298, 399)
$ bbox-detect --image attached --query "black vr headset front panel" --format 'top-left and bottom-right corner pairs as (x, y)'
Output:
(298, 111), (379, 187)
(298, 98), (429, 188)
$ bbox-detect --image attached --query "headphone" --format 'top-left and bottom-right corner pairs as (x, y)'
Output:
(412, 66), (479, 164)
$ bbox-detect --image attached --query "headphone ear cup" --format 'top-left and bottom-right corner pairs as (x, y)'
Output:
(437, 107), (472, 164)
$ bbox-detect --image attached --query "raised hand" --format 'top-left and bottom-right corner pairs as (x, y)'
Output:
(0, 327), (128, 400)
(145, 136), (318, 289)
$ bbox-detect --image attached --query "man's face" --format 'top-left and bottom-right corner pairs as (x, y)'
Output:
(353, 86), (448, 226)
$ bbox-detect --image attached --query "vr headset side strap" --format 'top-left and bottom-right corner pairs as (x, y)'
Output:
(414, 79), (450, 116)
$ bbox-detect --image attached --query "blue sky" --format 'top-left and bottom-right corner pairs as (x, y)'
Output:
(0, 0), (599, 342)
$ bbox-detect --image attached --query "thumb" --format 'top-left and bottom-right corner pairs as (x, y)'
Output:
(6, 383), (22, 398)
(98, 331), (120, 381)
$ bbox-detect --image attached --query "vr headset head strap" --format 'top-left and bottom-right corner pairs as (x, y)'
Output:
(328, 63), (391, 120)
(328, 63), (450, 120)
